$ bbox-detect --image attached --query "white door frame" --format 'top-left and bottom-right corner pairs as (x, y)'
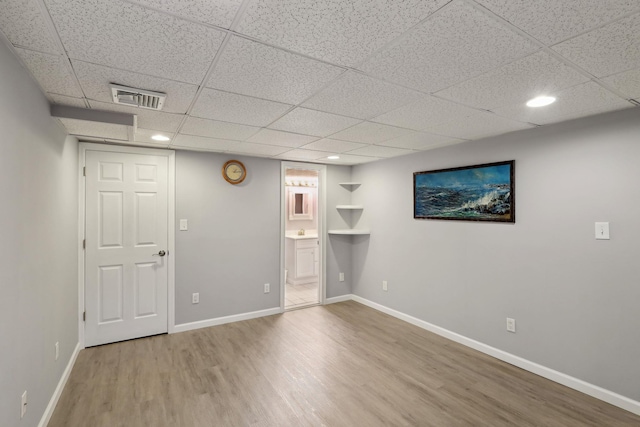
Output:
(78, 143), (176, 348)
(280, 162), (327, 310)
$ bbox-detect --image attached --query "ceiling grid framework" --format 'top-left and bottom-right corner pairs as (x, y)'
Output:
(0, 0), (638, 165)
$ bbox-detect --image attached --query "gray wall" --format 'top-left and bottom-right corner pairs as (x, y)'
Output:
(0, 41), (78, 426)
(351, 108), (640, 401)
(326, 165), (354, 298)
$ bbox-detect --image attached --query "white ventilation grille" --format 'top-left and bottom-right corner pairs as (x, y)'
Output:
(110, 84), (166, 111)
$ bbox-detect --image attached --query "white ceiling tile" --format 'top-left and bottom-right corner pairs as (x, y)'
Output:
(45, 0), (225, 84)
(59, 118), (129, 140)
(330, 121), (413, 144)
(492, 82), (633, 125)
(236, 0), (450, 67)
(552, 13), (640, 78)
(301, 71), (424, 119)
(88, 100), (184, 132)
(273, 149), (331, 161)
(134, 128), (174, 145)
(227, 142), (290, 157)
(299, 139), (367, 153)
(379, 132), (464, 150)
(181, 117), (259, 141)
(372, 96), (483, 132)
(425, 111), (535, 140)
(359, 1), (539, 93)
(16, 49), (83, 97)
(603, 68), (640, 99)
(49, 94), (87, 108)
(246, 129), (318, 148)
(435, 51), (589, 110)
(131, 0), (243, 28)
(191, 88), (292, 127)
(322, 154), (380, 165)
(476, 0), (640, 45)
(346, 145), (415, 158)
(73, 60), (198, 114)
(269, 108), (361, 137)
(0, 0), (59, 52)
(207, 36), (345, 105)
(172, 134), (239, 152)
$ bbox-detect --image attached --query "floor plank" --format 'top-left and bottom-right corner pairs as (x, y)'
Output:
(49, 301), (640, 426)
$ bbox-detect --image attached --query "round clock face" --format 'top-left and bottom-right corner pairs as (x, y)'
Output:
(222, 160), (246, 184)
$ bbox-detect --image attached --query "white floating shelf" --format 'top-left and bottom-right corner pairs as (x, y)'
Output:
(339, 182), (361, 186)
(328, 229), (370, 235)
(336, 205), (364, 210)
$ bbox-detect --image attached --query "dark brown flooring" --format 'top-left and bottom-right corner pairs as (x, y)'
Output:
(49, 301), (640, 426)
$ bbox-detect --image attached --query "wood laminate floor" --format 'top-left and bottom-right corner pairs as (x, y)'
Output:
(49, 301), (640, 426)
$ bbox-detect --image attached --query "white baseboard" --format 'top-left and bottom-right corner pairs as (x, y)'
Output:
(173, 307), (282, 333)
(39, 342), (81, 427)
(325, 294), (352, 304)
(349, 295), (640, 416)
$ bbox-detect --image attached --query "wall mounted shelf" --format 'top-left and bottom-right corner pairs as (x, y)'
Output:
(339, 182), (361, 187)
(329, 182), (369, 236)
(328, 229), (370, 235)
(336, 205), (364, 210)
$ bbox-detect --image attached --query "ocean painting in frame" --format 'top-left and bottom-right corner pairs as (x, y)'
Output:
(414, 161), (515, 222)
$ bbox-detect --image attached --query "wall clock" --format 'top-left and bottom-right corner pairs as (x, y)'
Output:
(222, 160), (247, 185)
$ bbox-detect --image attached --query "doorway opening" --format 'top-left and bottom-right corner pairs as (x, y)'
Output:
(282, 164), (324, 310)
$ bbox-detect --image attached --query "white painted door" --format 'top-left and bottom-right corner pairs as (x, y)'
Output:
(84, 150), (169, 347)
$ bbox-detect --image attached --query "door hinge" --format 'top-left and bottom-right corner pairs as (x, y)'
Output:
(83, 166), (86, 176)
(83, 239), (86, 249)
(83, 311), (86, 322)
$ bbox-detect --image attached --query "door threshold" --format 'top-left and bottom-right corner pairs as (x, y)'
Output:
(285, 302), (320, 312)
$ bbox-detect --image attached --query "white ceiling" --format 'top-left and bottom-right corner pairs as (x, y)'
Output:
(1, 0), (639, 165)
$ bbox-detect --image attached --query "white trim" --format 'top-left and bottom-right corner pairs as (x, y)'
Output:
(78, 143), (176, 346)
(174, 307), (282, 333)
(38, 342), (81, 427)
(350, 294), (640, 416)
(325, 294), (353, 304)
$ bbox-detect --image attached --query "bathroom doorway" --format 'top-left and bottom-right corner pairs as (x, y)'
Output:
(281, 163), (326, 310)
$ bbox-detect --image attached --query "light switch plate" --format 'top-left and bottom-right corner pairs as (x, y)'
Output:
(179, 219), (188, 231)
(595, 222), (610, 240)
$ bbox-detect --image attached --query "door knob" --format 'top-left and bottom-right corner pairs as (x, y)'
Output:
(153, 250), (166, 257)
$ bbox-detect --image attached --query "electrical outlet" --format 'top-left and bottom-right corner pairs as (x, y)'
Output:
(382, 280), (388, 291)
(506, 317), (516, 333)
(55, 342), (59, 361)
(192, 293), (199, 304)
(21, 390), (27, 418)
(339, 272), (344, 282)
(264, 283), (270, 293)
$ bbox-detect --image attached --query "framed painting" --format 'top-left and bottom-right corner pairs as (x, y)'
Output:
(414, 160), (515, 222)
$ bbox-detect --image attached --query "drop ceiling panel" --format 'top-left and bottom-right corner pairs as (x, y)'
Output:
(274, 149), (332, 161)
(228, 142), (290, 157)
(372, 96), (484, 132)
(379, 132), (463, 150)
(59, 118), (129, 140)
(299, 139), (367, 153)
(359, 1), (539, 93)
(49, 94), (87, 108)
(16, 49), (83, 97)
(88, 100), (184, 132)
(301, 71), (424, 120)
(436, 51), (589, 110)
(0, 0), (59, 53)
(73, 60), (198, 114)
(425, 111), (534, 140)
(236, 0), (451, 67)
(493, 82), (633, 125)
(172, 134), (239, 152)
(181, 117), (259, 141)
(330, 121), (414, 144)
(476, 0), (640, 45)
(246, 129), (318, 148)
(45, 0), (226, 84)
(603, 68), (640, 99)
(346, 145), (415, 158)
(269, 108), (361, 137)
(134, 128), (173, 145)
(207, 36), (345, 105)
(191, 88), (293, 127)
(552, 13), (640, 78)
(131, 0), (243, 28)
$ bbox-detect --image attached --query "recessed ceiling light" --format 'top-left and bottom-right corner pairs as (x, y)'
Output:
(151, 134), (170, 141)
(327, 155), (340, 160)
(526, 96), (556, 108)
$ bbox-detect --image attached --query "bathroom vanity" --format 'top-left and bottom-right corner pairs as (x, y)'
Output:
(285, 233), (319, 285)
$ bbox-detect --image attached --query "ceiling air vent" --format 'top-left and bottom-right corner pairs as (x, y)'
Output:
(110, 84), (166, 111)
